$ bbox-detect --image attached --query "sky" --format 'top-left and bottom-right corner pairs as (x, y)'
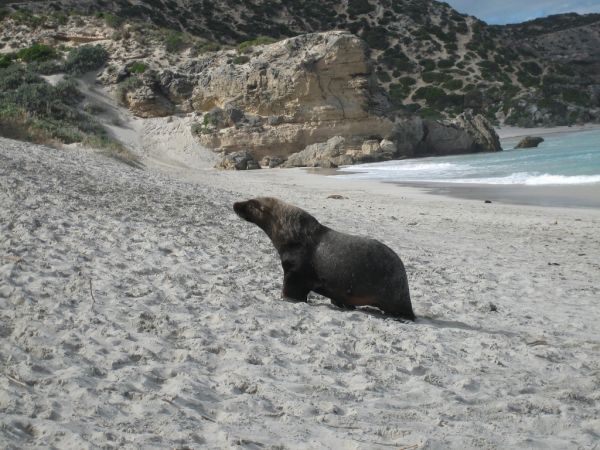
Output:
(444, 0), (600, 24)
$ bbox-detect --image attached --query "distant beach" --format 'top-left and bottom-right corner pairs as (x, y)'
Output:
(334, 125), (600, 209)
(495, 123), (600, 139)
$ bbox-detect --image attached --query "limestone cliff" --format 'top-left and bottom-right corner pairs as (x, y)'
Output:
(189, 31), (395, 159)
(186, 32), (500, 163)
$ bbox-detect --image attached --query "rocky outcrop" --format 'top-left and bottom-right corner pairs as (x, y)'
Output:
(189, 31), (395, 160)
(215, 151), (260, 170)
(281, 113), (501, 168)
(515, 136), (544, 148)
(283, 136), (397, 168)
(411, 113), (500, 157)
(260, 156), (285, 168)
(121, 71), (174, 118)
(451, 111), (502, 153)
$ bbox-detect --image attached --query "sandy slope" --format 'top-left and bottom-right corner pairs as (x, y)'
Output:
(1, 137), (600, 449)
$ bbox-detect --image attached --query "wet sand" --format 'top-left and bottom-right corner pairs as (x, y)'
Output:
(395, 182), (600, 209)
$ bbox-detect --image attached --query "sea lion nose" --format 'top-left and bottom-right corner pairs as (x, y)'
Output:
(233, 201), (246, 215)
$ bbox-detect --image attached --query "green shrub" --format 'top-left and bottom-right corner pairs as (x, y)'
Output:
(389, 83), (409, 105)
(347, 0), (374, 17)
(52, 12), (68, 26)
(414, 86), (463, 110)
(29, 59), (64, 75)
(399, 76), (417, 88)
(65, 45), (108, 75)
(233, 55), (250, 64)
(561, 88), (588, 105)
(165, 32), (187, 52)
(8, 10), (44, 27)
(95, 12), (124, 28)
(376, 70), (391, 83)
(129, 61), (147, 74)
(521, 61), (542, 76)
(437, 59), (454, 69)
(420, 59), (436, 71)
(442, 79), (463, 91)
(361, 26), (388, 50)
(192, 41), (221, 55)
(414, 86), (445, 101)
(0, 53), (13, 68)
(517, 71), (540, 87)
(422, 71), (451, 83)
(418, 107), (443, 119)
(0, 65), (112, 147)
(17, 43), (57, 62)
(237, 36), (277, 53)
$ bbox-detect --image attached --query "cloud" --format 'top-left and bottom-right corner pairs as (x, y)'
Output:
(445, 0), (600, 24)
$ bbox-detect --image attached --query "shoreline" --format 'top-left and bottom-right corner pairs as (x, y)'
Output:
(495, 123), (600, 139)
(312, 168), (600, 210)
(391, 181), (600, 209)
(320, 124), (600, 209)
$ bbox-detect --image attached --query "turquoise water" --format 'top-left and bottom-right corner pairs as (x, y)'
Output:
(338, 128), (600, 185)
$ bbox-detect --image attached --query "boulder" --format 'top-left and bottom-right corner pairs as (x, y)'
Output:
(215, 151), (261, 170)
(260, 156), (285, 168)
(515, 136), (544, 148)
(416, 112), (502, 156)
(284, 136), (353, 168)
(283, 136), (396, 168)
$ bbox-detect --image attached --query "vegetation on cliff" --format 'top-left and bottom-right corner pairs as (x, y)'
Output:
(0, 1), (598, 128)
(0, 41), (137, 165)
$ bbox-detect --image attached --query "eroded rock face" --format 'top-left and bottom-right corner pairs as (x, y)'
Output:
(515, 136), (544, 148)
(125, 86), (174, 118)
(190, 31), (395, 159)
(417, 112), (501, 157)
(451, 111), (502, 153)
(122, 71), (174, 118)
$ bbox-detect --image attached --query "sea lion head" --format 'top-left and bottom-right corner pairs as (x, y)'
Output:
(233, 197), (278, 229)
(234, 197), (322, 249)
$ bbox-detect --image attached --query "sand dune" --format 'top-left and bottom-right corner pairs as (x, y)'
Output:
(1, 137), (600, 449)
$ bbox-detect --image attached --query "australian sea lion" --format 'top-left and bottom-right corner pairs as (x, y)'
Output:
(233, 197), (415, 320)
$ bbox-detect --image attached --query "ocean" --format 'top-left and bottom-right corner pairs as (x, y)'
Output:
(337, 128), (600, 186)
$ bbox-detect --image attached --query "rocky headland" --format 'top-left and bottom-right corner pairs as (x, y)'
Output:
(0, 2), (598, 167)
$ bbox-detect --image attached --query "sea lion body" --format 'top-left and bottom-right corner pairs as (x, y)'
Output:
(233, 197), (415, 320)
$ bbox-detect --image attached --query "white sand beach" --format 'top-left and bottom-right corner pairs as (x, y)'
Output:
(1, 137), (600, 449)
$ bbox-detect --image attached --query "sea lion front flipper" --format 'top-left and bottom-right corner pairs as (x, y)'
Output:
(282, 270), (310, 302)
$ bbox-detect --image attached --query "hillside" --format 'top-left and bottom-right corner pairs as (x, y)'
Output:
(2, 1), (600, 128)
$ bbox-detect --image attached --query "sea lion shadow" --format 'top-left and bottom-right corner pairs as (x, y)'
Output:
(307, 301), (414, 323)
(417, 316), (518, 337)
(306, 301), (518, 335)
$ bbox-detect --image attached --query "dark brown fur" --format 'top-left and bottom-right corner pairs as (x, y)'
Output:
(233, 197), (415, 320)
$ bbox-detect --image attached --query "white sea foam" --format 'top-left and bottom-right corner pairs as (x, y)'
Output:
(438, 173), (600, 185)
(340, 162), (460, 172)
